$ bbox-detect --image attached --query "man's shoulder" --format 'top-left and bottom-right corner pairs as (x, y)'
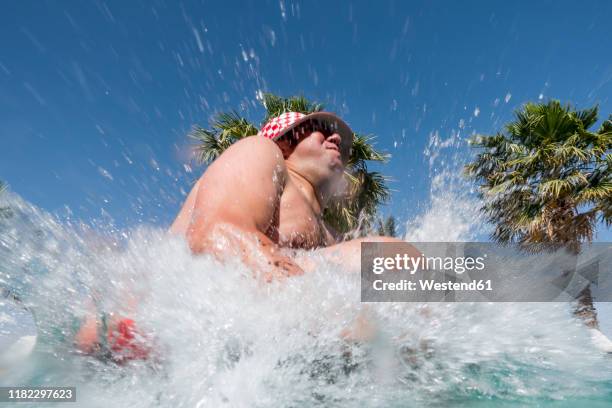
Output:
(207, 136), (287, 180)
(225, 135), (283, 158)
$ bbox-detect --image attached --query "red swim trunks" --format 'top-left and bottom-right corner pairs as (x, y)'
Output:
(106, 318), (151, 363)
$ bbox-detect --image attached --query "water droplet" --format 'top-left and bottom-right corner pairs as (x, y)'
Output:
(98, 167), (113, 181)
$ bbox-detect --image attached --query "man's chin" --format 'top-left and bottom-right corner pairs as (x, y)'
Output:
(326, 152), (344, 167)
(329, 159), (344, 172)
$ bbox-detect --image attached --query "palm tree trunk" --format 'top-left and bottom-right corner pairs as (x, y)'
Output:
(574, 285), (598, 329)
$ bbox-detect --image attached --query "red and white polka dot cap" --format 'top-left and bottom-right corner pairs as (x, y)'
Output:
(258, 111), (354, 161)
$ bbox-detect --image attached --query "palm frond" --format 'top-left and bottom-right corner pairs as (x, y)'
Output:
(575, 105), (599, 129)
(261, 93), (324, 122)
(213, 111), (259, 141)
(575, 182), (612, 202)
(598, 115), (612, 135)
(0, 181), (12, 219)
(189, 111), (259, 165)
(348, 133), (390, 167)
(190, 126), (230, 164)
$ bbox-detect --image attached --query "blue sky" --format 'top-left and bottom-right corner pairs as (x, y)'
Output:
(1, 0), (611, 239)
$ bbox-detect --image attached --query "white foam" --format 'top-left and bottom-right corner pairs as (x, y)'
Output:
(1, 167), (611, 406)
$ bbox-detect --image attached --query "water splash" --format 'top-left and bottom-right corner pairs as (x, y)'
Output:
(405, 130), (485, 242)
(0, 184), (611, 406)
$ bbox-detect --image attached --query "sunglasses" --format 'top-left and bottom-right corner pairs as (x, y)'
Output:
(282, 119), (339, 145)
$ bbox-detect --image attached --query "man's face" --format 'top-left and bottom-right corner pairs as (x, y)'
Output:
(278, 120), (348, 189)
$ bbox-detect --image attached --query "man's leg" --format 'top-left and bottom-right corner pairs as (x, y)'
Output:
(73, 296), (152, 363)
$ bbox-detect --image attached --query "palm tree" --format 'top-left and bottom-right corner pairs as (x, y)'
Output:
(377, 215), (398, 237)
(0, 180), (12, 219)
(190, 93), (390, 238)
(465, 100), (611, 327)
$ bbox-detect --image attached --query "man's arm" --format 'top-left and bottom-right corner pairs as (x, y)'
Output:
(307, 236), (421, 273)
(186, 136), (305, 280)
(169, 178), (202, 235)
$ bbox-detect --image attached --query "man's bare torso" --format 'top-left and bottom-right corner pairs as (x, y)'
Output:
(170, 137), (407, 280)
(275, 179), (335, 248)
(171, 174), (334, 250)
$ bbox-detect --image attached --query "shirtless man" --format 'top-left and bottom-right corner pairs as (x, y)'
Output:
(75, 111), (412, 362)
(170, 111), (405, 279)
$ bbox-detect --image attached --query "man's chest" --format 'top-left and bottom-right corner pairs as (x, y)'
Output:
(274, 185), (330, 249)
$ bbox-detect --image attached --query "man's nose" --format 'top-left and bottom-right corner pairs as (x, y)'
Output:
(326, 133), (341, 145)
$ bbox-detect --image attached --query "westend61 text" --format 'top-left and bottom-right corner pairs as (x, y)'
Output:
(372, 279), (493, 292)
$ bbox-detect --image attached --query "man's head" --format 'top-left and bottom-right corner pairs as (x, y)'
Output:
(258, 112), (353, 200)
